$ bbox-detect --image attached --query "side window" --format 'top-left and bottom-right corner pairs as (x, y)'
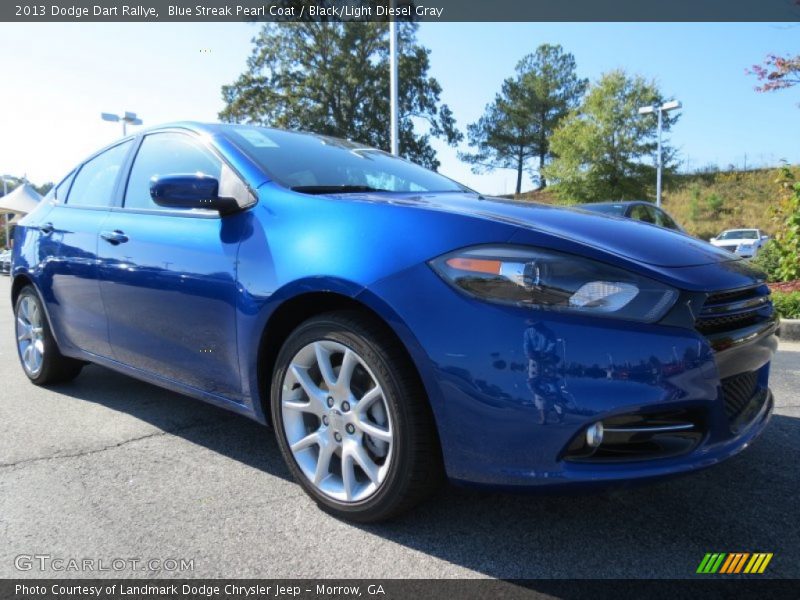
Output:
(124, 133), (222, 210)
(654, 208), (678, 230)
(54, 170), (76, 203)
(67, 141), (132, 207)
(629, 204), (656, 224)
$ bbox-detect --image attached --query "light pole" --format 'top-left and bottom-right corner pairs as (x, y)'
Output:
(389, 14), (399, 156)
(101, 111), (143, 136)
(638, 100), (681, 207)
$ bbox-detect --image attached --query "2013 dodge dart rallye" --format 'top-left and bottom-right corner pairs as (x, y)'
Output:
(11, 123), (777, 521)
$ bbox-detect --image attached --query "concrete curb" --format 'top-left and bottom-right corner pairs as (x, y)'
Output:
(780, 318), (800, 342)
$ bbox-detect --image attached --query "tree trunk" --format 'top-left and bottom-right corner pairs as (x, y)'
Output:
(515, 151), (524, 195)
(538, 149), (547, 189)
(538, 110), (547, 189)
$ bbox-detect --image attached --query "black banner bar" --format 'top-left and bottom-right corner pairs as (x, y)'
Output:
(4, 579), (800, 600)
(2, 0), (800, 23)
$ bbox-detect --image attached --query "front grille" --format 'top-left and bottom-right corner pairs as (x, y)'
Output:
(706, 288), (760, 305)
(695, 311), (761, 335)
(721, 371), (759, 420)
(694, 285), (773, 341)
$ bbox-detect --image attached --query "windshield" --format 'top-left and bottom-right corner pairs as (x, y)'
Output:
(581, 204), (626, 216)
(224, 126), (468, 194)
(718, 230), (758, 240)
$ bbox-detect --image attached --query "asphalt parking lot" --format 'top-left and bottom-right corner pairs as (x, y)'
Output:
(0, 274), (798, 580)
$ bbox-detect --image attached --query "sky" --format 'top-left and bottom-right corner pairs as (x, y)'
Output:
(0, 21), (798, 195)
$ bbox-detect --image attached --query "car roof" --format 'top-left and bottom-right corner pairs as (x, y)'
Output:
(138, 121), (365, 146)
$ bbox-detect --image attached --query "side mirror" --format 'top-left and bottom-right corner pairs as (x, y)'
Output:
(150, 174), (239, 215)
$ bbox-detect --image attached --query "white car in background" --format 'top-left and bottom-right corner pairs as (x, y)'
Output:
(709, 228), (769, 258)
(0, 248), (11, 275)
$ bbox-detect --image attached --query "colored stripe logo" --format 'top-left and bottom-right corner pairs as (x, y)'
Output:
(697, 552), (773, 574)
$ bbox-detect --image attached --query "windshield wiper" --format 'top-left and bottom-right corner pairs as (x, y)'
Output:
(290, 185), (390, 195)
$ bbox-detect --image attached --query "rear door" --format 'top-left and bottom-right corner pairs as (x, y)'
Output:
(96, 131), (245, 398)
(42, 140), (133, 357)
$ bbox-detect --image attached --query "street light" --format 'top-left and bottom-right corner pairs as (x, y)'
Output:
(638, 100), (681, 207)
(101, 111), (143, 136)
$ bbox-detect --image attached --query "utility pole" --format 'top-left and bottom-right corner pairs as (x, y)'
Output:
(389, 17), (399, 156)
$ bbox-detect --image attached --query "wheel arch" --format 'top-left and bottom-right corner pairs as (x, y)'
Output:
(253, 288), (444, 434)
(10, 272), (34, 308)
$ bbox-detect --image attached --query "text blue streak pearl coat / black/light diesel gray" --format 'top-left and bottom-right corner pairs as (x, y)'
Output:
(10, 122), (778, 521)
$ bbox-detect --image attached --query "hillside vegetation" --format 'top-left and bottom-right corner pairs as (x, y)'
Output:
(513, 166), (798, 241)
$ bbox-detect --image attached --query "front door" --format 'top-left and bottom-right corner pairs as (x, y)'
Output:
(96, 132), (245, 398)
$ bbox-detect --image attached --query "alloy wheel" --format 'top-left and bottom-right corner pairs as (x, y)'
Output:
(16, 295), (45, 377)
(280, 340), (394, 503)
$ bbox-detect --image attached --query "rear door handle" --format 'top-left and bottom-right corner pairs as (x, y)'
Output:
(38, 222), (54, 235)
(100, 230), (128, 245)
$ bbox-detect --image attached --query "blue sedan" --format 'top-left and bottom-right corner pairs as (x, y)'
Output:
(10, 123), (777, 521)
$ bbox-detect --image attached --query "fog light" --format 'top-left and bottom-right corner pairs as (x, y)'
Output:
(586, 422), (604, 448)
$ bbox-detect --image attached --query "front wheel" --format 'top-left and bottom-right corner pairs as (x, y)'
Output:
(270, 311), (443, 522)
(15, 285), (84, 385)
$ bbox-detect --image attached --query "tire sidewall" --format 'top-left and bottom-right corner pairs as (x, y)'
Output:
(270, 316), (414, 521)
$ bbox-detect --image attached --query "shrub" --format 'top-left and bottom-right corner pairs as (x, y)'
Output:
(706, 193), (724, 216)
(750, 239), (783, 282)
(688, 185), (701, 221)
(772, 291), (800, 319)
(772, 179), (800, 282)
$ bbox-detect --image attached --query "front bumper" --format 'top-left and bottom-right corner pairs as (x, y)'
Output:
(369, 263), (777, 489)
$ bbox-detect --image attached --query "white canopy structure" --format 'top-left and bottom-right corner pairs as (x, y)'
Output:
(0, 182), (41, 215)
(1, 182), (42, 248)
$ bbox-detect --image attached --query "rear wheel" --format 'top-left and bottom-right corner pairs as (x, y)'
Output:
(15, 285), (84, 385)
(270, 311), (443, 522)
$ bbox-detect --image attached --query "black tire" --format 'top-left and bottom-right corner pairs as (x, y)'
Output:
(270, 311), (444, 522)
(14, 285), (84, 386)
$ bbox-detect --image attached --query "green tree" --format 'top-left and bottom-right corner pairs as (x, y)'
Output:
(219, 22), (461, 170)
(34, 182), (53, 196)
(543, 70), (678, 203)
(706, 193), (724, 216)
(460, 44), (586, 194)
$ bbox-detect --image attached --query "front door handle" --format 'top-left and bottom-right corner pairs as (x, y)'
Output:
(100, 230), (129, 245)
(38, 222), (54, 235)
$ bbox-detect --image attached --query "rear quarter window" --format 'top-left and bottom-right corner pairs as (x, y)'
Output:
(67, 140), (133, 208)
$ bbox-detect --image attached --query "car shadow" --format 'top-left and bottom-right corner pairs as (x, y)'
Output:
(48, 364), (293, 483)
(50, 363), (800, 579)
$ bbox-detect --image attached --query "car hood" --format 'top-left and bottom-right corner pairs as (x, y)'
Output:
(344, 192), (738, 268)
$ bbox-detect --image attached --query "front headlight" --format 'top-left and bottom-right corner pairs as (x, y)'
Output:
(430, 245), (678, 323)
